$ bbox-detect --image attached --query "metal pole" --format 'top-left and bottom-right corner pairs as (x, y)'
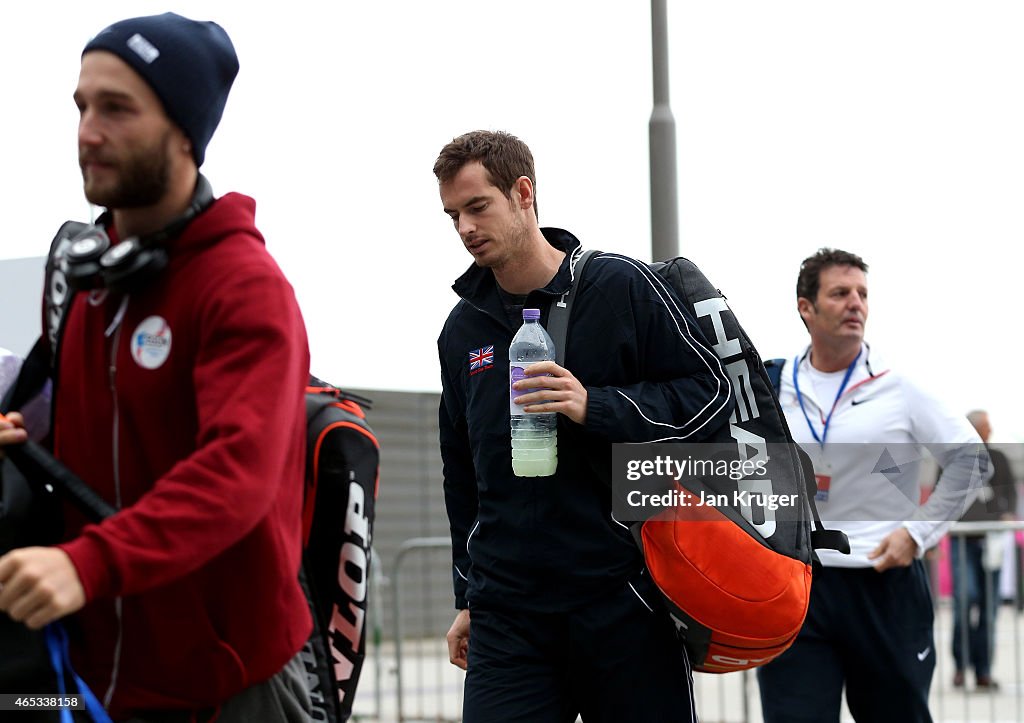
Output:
(1015, 536), (1022, 722)
(370, 546), (384, 720)
(742, 669), (751, 723)
(984, 548), (996, 720)
(392, 546), (405, 722)
(958, 535), (969, 723)
(649, 0), (679, 262)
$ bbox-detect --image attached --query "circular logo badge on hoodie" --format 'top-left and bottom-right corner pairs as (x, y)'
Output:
(131, 316), (172, 370)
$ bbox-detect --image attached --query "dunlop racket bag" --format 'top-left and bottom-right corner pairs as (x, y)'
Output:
(300, 378), (380, 721)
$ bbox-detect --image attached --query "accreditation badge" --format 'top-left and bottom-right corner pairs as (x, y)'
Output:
(813, 458), (832, 503)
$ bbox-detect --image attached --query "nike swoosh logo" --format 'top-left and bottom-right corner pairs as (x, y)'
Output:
(917, 647), (931, 661)
(851, 398), (871, 406)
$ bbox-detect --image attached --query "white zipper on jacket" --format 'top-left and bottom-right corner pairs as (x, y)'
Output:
(102, 294), (128, 707)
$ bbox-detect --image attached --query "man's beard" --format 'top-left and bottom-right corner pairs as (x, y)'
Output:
(481, 209), (531, 270)
(81, 130), (172, 209)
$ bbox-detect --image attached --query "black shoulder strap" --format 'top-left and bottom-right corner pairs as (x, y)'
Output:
(760, 357), (848, 553)
(44, 221), (88, 362)
(795, 444), (851, 554)
(547, 248), (600, 366)
(0, 221), (117, 523)
(2, 222), (87, 414)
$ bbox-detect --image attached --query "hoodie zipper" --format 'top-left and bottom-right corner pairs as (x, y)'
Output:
(102, 294), (128, 707)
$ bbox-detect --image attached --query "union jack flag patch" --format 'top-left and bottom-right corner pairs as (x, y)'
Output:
(469, 345), (494, 375)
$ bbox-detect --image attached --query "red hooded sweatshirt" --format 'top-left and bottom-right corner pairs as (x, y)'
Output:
(54, 192), (311, 718)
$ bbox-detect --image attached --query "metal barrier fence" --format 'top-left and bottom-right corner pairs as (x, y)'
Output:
(392, 537), (465, 722)
(352, 523), (1024, 723)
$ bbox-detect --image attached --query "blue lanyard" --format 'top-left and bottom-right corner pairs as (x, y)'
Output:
(45, 622), (113, 723)
(792, 349), (861, 448)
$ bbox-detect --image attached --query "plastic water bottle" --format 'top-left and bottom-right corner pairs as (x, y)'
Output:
(509, 308), (557, 477)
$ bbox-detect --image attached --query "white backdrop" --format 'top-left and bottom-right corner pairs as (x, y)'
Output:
(2, 2), (1021, 438)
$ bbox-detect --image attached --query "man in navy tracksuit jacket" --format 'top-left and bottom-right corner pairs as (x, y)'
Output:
(433, 130), (734, 722)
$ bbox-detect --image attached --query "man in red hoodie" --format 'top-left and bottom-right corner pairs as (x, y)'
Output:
(0, 13), (312, 722)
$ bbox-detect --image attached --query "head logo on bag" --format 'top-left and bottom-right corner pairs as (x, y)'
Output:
(548, 244), (848, 673)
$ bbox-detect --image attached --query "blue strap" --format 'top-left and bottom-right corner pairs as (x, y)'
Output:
(792, 349), (861, 448)
(45, 623), (113, 723)
(763, 358), (785, 395)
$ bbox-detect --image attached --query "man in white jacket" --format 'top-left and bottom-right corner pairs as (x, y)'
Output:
(756, 248), (988, 723)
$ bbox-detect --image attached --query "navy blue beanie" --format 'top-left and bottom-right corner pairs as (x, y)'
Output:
(83, 12), (239, 167)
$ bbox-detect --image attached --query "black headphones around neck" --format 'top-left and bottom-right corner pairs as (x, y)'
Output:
(61, 174), (215, 293)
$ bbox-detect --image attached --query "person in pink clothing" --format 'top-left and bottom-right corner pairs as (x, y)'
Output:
(0, 13), (311, 722)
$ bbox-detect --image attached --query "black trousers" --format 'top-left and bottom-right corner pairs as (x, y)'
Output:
(757, 561), (935, 723)
(463, 572), (696, 723)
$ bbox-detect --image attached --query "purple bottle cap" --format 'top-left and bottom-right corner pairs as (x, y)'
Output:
(523, 308), (540, 320)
